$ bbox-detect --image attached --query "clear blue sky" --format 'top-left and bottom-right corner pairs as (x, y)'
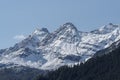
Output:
(0, 0), (120, 49)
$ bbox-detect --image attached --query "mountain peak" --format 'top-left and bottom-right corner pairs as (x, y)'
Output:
(63, 22), (75, 27)
(63, 22), (77, 30)
(108, 23), (113, 25)
(51, 22), (80, 43)
(100, 23), (118, 31)
(55, 22), (78, 33)
(91, 23), (119, 34)
(33, 28), (49, 35)
(40, 28), (49, 33)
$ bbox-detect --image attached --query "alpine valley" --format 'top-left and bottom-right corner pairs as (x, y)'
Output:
(0, 22), (120, 70)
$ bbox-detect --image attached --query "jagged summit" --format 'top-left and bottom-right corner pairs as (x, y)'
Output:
(63, 22), (76, 28)
(40, 28), (49, 33)
(108, 23), (113, 25)
(54, 22), (78, 35)
(62, 22), (77, 31)
(91, 23), (119, 34)
(0, 22), (120, 70)
(33, 28), (49, 35)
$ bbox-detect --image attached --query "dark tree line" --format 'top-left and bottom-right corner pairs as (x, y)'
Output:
(0, 66), (45, 80)
(35, 45), (120, 80)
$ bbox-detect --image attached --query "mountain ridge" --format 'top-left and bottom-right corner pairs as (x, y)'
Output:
(0, 22), (120, 70)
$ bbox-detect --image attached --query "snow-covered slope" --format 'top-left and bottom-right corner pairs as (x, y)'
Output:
(0, 22), (120, 70)
(94, 39), (120, 57)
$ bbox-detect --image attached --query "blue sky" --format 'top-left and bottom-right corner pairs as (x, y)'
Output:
(0, 0), (120, 49)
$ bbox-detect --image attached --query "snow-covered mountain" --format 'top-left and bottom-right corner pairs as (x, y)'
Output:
(94, 38), (120, 57)
(0, 22), (120, 70)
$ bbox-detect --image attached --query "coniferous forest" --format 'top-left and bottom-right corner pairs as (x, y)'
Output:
(35, 45), (120, 80)
(0, 66), (45, 80)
